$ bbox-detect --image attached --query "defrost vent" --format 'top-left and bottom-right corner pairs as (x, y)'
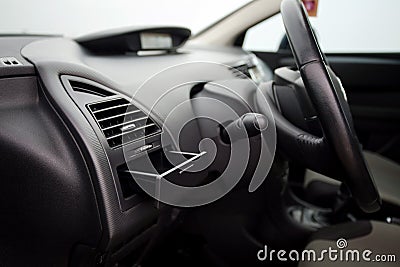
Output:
(87, 98), (161, 148)
(70, 80), (115, 97)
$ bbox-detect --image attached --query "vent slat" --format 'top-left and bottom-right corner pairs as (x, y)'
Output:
(102, 116), (148, 131)
(97, 109), (142, 122)
(86, 97), (161, 148)
(92, 103), (131, 114)
(106, 123), (156, 140)
(88, 98), (128, 111)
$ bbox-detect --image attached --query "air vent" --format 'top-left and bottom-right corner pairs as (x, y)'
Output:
(87, 98), (161, 148)
(230, 64), (252, 79)
(0, 57), (22, 66)
(70, 80), (115, 97)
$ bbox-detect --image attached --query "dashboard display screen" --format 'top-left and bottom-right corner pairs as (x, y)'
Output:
(140, 32), (173, 50)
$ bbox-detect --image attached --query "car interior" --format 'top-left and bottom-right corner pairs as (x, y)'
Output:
(0, 0), (399, 266)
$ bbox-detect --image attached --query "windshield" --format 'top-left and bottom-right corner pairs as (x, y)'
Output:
(1, 0), (251, 37)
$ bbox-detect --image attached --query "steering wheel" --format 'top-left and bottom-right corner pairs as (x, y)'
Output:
(279, 0), (381, 213)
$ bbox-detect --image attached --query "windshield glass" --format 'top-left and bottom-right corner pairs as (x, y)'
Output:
(1, 0), (251, 37)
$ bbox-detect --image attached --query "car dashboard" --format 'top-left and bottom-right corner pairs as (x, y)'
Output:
(0, 35), (272, 265)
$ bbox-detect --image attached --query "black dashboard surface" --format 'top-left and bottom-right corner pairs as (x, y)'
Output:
(21, 37), (263, 91)
(0, 35), (272, 266)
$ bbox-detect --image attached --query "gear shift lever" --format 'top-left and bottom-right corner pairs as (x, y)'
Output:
(328, 183), (355, 223)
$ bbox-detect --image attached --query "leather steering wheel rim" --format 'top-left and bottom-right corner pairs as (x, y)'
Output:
(280, 0), (381, 213)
